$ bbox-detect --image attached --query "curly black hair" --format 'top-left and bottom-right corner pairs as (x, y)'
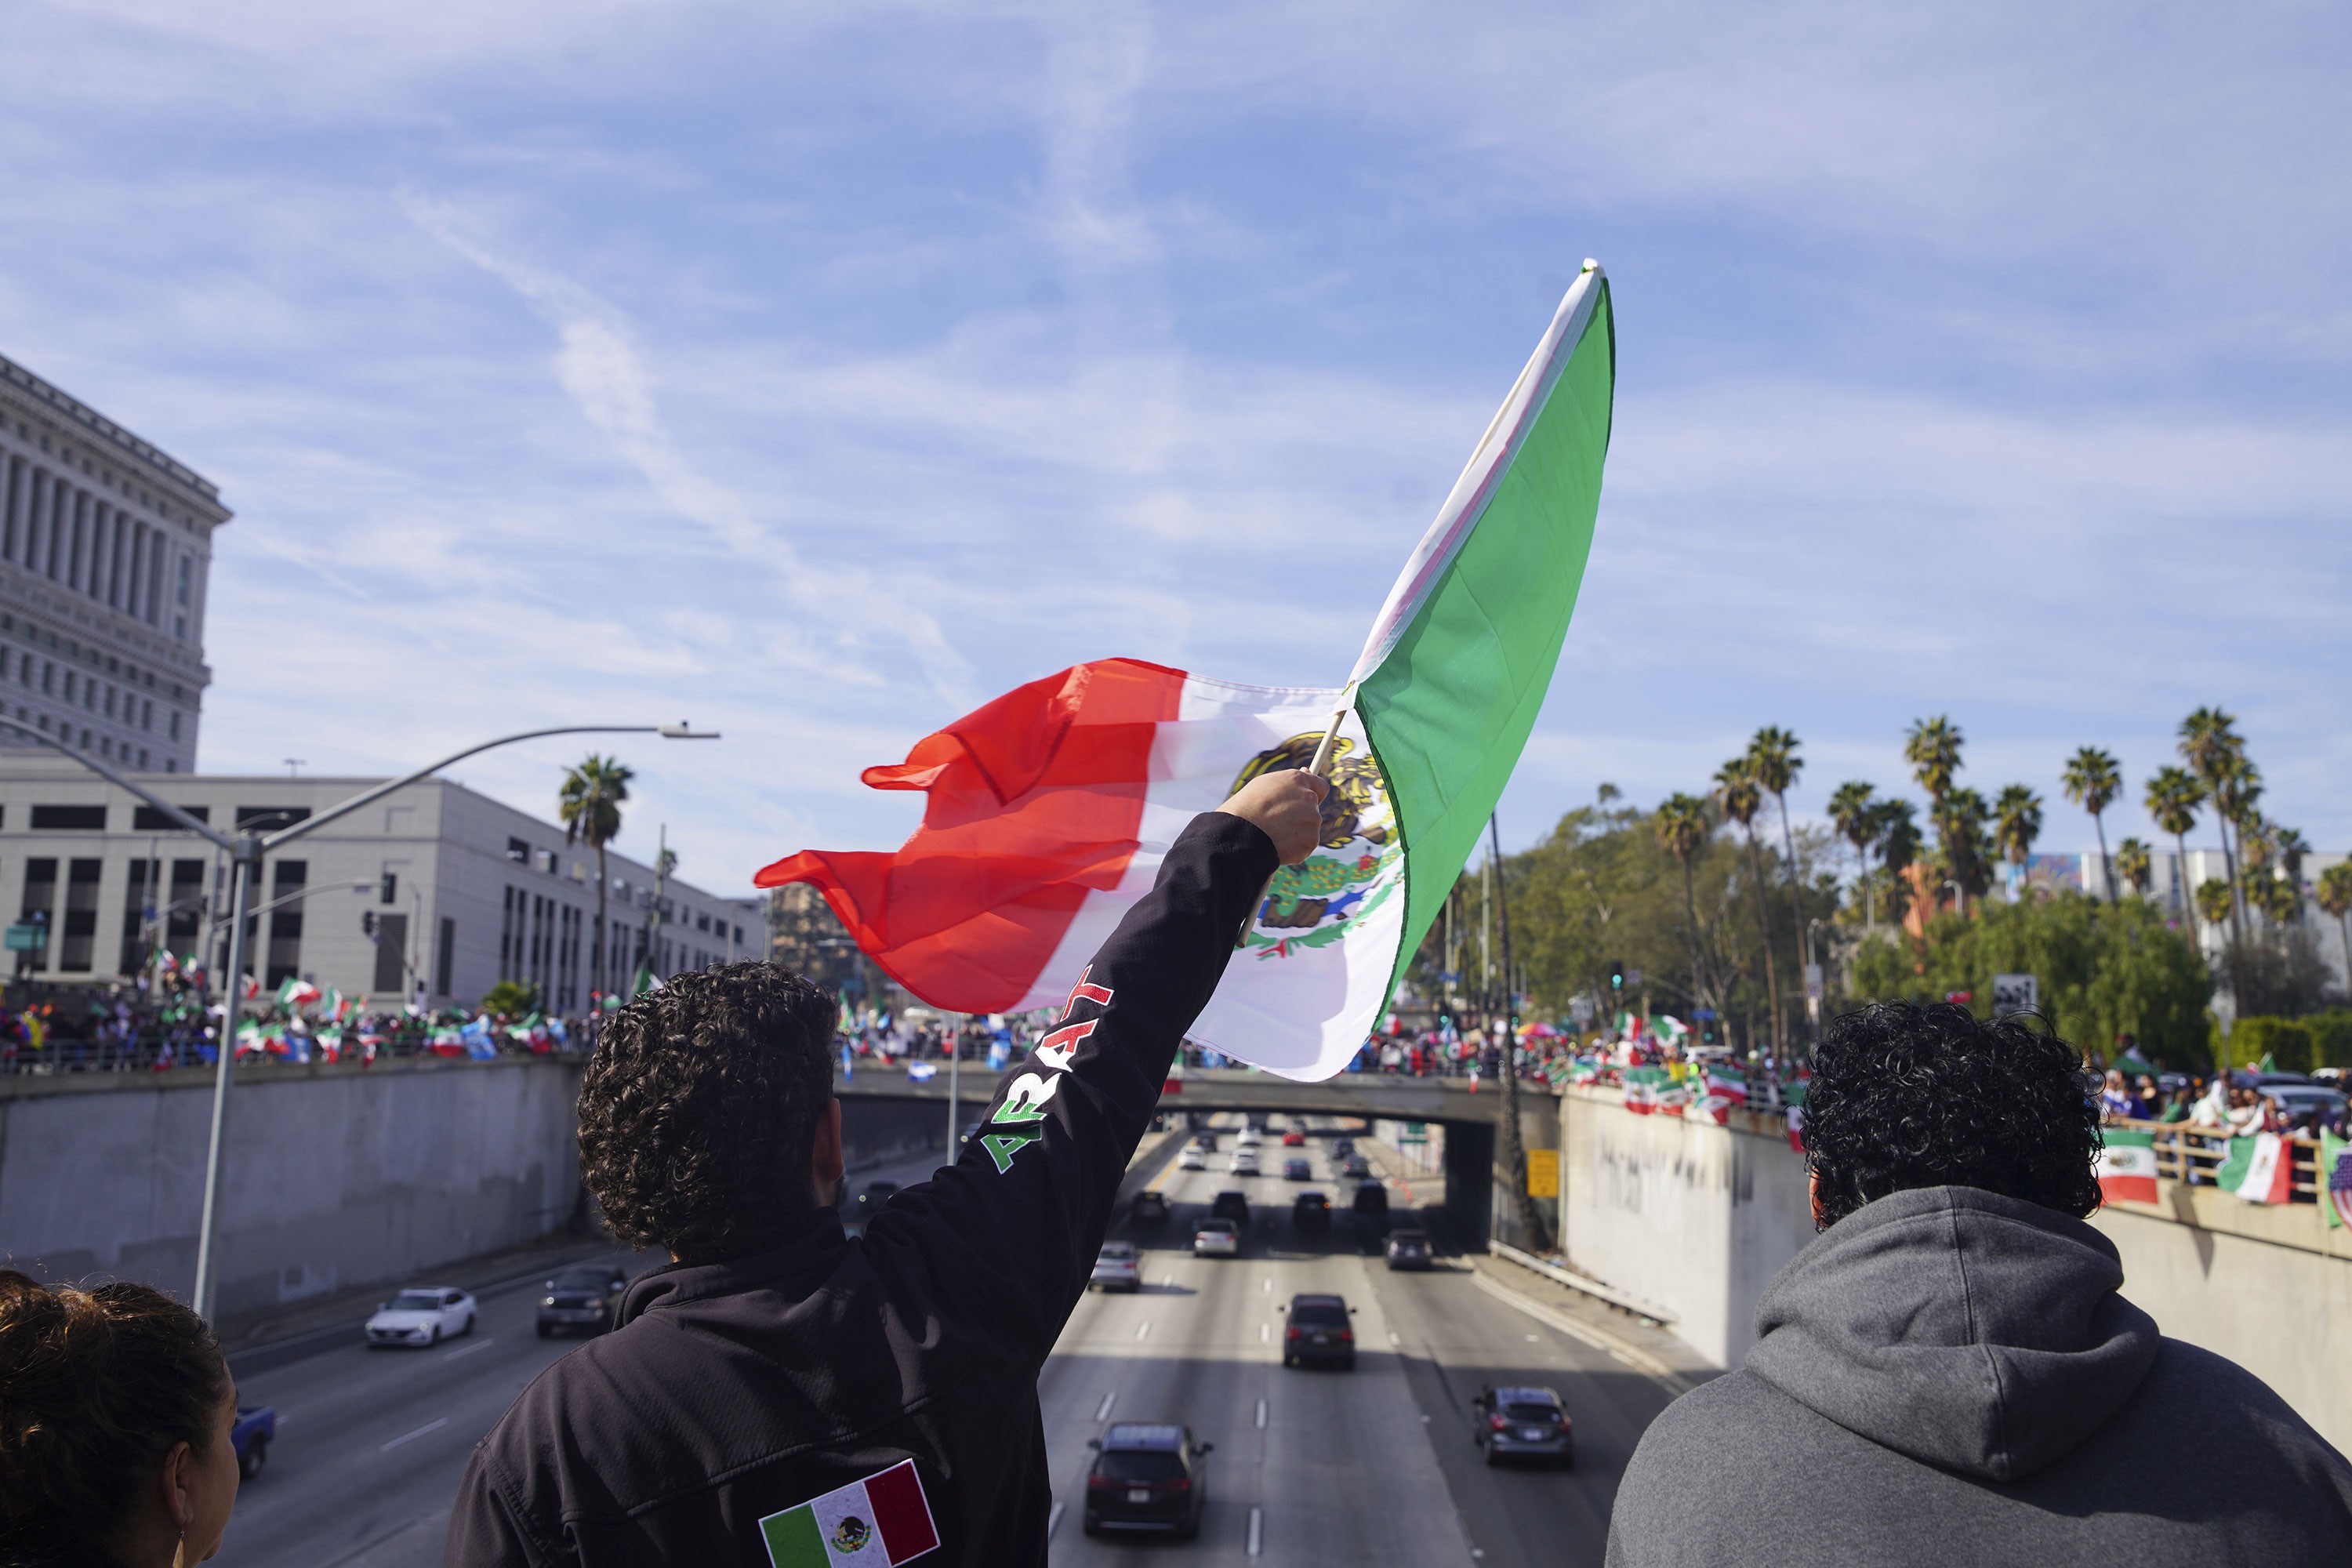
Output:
(577, 963), (837, 1262)
(1803, 1000), (2101, 1229)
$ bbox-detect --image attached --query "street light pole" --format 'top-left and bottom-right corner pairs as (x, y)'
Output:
(0, 717), (717, 1318)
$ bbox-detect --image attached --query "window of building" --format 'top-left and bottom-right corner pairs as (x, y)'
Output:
(131, 804), (209, 831)
(168, 710), (180, 740)
(29, 804), (107, 831)
(264, 860), (306, 988)
(19, 858), (56, 974)
(120, 860), (152, 976)
(380, 872), (398, 905)
(234, 805), (309, 832)
(372, 912), (408, 995)
(164, 759), (176, 772)
(60, 858), (100, 972)
(436, 917), (455, 997)
(506, 837), (530, 865)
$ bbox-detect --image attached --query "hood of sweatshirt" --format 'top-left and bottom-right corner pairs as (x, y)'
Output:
(1744, 1185), (2159, 1483)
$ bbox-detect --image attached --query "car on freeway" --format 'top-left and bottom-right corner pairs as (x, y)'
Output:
(1229, 1148), (1261, 1176)
(1083, 1422), (1213, 1540)
(1091, 1240), (1143, 1292)
(1192, 1129), (1220, 1150)
(365, 1286), (478, 1347)
(1352, 1181), (1390, 1237)
(232, 1404), (277, 1482)
(1473, 1385), (1575, 1467)
(1210, 1189), (1251, 1226)
(1330, 1137), (1356, 1158)
(1280, 1293), (1357, 1369)
(1282, 1156), (1312, 1181)
(1178, 1144), (1208, 1171)
(537, 1263), (629, 1338)
(1192, 1218), (1241, 1258)
(1292, 1191), (1331, 1231)
(1341, 1152), (1374, 1180)
(1282, 1129), (1307, 1147)
(1131, 1189), (1172, 1226)
(1236, 1126), (1263, 1149)
(1384, 1228), (1433, 1270)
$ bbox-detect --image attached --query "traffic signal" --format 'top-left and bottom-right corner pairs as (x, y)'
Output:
(1608, 959), (1624, 993)
(361, 912), (377, 939)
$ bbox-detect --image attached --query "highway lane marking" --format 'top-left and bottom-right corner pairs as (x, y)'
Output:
(1095, 1392), (1116, 1421)
(1525, 1333), (1541, 1342)
(441, 1338), (497, 1362)
(1258, 1322), (1269, 1342)
(1134, 1320), (1152, 1341)
(1247, 1504), (1264, 1557)
(379, 1416), (450, 1452)
(1255, 1398), (1267, 1430)
(1466, 1271), (1690, 1389)
(1047, 1502), (1065, 1539)
(1389, 1330), (1401, 1345)
(1262, 1276), (1271, 1292)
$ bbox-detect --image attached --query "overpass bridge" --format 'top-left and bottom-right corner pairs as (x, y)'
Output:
(837, 1063), (1537, 1240)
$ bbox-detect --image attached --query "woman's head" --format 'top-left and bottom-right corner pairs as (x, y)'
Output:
(0, 1271), (238, 1566)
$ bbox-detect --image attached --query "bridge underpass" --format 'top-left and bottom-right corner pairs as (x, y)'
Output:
(837, 1064), (1551, 1245)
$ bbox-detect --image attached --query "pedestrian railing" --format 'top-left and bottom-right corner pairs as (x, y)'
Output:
(2104, 1115), (2328, 1203)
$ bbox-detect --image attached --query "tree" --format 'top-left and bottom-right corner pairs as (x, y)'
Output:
(2195, 878), (2234, 931)
(481, 979), (540, 1018)
(1715, 757), (1783, 1050)
(1875, 799), (1921, 927)
(2179, 706), (2249, 942)
(1652, 794), (1718, 1027)
(1748, 726), (1810, 978)
(1828, 781), (1880, 927)
(1904, 716), (1978, 913)
(2143, 766), (2206, 936)
(2114, 837), (2153, 898)
(2275, 828), (2311, 920)
(1994, 785), (2043, 880)
(1939, 786), (1994, 910)
(559, 754), (634, 1000)
(2318, 863), (2352, 992)
(2060, 746), (2123, 901)
(1849, 892), (2212, 1069)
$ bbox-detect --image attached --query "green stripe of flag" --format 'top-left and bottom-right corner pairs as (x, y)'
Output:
(1359, 267), (1615, 971)
(760, 1502), (826, 1568)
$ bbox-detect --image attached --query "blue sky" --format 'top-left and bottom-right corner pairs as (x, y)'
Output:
(3, 1), (2346, 895)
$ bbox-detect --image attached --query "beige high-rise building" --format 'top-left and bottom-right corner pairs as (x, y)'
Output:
(0, 352), (223, 774)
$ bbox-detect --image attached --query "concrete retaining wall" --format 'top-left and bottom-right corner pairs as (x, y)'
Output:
(0, 1058), (584, 1320)
(1552, 1085), (2352, 1454)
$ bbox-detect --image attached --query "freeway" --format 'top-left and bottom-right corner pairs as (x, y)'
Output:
(214, 1121), (1682, 1566)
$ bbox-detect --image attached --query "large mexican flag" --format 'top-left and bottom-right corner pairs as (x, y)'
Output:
(757, 265), (1614, 1080)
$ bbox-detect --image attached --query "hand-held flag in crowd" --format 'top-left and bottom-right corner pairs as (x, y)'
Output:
(2215, 1131), (2294, 1205)
(2094, 1127), (2160, 1206)
(2321, 1129), (2350, 1230)
(757, 265), (1614, 1080)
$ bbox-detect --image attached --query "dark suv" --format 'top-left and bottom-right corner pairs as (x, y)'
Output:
(1083, 1422), (1213, 1540)
(1474, 1384), (1573, 1466)
(1210, 1189), (1251, 1227)
(536, 1264), (628, 1338)
(1130, 1189), (1171, 1226)
(1281, 1293), (1356, 1370)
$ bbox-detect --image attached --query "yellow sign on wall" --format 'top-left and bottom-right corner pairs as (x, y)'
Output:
(1526, 1148), (1559, 1199)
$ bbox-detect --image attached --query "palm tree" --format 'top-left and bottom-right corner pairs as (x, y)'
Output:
(2113, 837), (2153, 898)
(2274, 827), (2310, 923)
(2212, 753), (2264, 931)
(1747, 726), (1809, 974)
(2060, 746), (2123, 900)
(1994, 785), (2043, 887)
(1904, 716), (1965, 911)
(1874, 799), (1921, 926)
(559, 754), (634, 1000)
(1940, 786), (1993, 913)
(2178, 707), (2249, 939)
(2143, 766), (2205, 934)
(2194, 878), (2234, 931)
(1828, 781), (1880, 927)
(2317, 863), (2352, 990)
(1653, 793), (1717, 1008)
(1715, 758), (1783, 1051)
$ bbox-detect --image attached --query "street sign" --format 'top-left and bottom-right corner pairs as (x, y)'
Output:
(1400, 1120), (1427, 1144)
(1991, 974), (2039, 1018)
(4, 924), (47, 951)
(1525, 1149), (1559, 1199)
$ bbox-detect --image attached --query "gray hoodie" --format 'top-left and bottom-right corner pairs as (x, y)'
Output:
(1606, 1186), (2352, 1567)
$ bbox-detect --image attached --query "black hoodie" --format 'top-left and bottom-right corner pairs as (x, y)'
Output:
(1606, 1186), (2352, 1567)
(443, 811), (1275, 1567)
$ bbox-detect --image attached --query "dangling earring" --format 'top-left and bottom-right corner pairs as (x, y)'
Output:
(173, 1526), (188, 1568)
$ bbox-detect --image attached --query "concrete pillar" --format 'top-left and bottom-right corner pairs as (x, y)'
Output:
(1443, 1119), (1494, 1246)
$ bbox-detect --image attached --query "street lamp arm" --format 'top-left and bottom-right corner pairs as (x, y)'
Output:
(263, 724), (709, 851)
(0, 717), (234, 852)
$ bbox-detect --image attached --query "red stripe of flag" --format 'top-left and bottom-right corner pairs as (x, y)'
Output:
(864, 1460), (940, 1563)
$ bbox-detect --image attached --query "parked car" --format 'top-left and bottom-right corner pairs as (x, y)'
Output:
(1192, 1218), (1241, 1258)
(1091, 1240), (1143, 1292)
(1473, 1385), (1574, 1467)
(1282, 1157), (1312, 1181)
(1282, 1130), (1307, 1147)
(1178, 1145), (1208, 1171)
(1384, 1228), (1433, 1271)
(1280, 1293), (1356, 1369)
(231, 1404), (277, 1482)
(1083, 1422), (1213, 1540)
(1210, 1190), (1251, 1227)
(1229, 1148), (1261, 1176)
(537, 1264), (628, 1338)
(365, 1287), (477, 1347)
(1291, 1192), (1331, 1232)
(1130, 1189), (1172, 1225)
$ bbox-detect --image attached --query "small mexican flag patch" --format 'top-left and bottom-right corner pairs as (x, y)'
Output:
(760, 1460), (939, 1567)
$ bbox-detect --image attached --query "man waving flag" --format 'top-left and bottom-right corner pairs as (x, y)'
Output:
(758, 264), (1615, 1081)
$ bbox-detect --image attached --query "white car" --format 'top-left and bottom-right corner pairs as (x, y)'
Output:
(1236, 1127), (1264, 1148)
(1178, 1145), (1207, 1171)
(1192, 1219), (1241, 1258)
(365, 1286), (478, 1347)
(1229, 1149), (1261, 1175)
(1090, 1241), (1142, 1292)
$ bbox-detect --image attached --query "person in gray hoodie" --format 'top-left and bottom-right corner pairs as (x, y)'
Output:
(1606, 1001), (2352, 1567)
